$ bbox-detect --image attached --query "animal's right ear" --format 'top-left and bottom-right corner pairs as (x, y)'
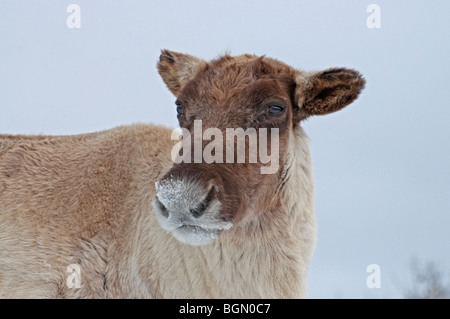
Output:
(294, 68), (365, 121)
(157, 49), (206, 96)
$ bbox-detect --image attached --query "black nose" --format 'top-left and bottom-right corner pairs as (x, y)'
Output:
(189, 186), (216, 218)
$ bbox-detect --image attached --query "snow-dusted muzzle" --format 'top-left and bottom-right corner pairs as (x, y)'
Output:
(152, 178), (233, 246)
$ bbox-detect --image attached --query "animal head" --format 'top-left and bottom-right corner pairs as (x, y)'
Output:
(153, 49), (365, 245)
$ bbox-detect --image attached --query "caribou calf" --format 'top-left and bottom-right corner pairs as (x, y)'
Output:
(0, 50), (365, 298)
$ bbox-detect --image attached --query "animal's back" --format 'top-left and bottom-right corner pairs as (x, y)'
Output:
(0, 123), (173, 298)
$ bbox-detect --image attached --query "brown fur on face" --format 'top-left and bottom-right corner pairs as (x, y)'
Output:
(157, 50), (365, 120)
(157, 50), (365, 226)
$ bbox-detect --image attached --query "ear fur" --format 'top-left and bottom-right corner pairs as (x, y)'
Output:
(157, 49), (206, 96)
(295, 68), (365, 120)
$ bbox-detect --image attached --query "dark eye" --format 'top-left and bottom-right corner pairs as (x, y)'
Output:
(175, 100), (183, 116)
(267, 105), (285, 115)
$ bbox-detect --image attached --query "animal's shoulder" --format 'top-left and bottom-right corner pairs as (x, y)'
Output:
(0, 123), (175, 175)
(0, 123), (173, 149)
(0, 139), (15, 158)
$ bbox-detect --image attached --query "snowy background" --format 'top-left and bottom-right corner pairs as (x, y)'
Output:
(1, 0), (449, 298)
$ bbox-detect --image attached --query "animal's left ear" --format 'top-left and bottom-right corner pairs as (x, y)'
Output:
(157, 49), (207, 96)
(294, 68), (366, 120)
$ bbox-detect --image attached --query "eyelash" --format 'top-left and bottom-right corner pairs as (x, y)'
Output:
(175, 100), (183, 116)
(267, 105), (285, 115)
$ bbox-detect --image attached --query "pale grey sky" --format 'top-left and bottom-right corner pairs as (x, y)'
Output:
(1, 0), (449, 298)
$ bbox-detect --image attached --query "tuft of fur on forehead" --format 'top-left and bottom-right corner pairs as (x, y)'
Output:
(206, 54), (296, 83)
(181, 54), (298, 108)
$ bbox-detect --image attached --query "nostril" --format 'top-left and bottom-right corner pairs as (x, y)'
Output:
(190, 186), (216, 218)
(155, 198), (169, 218)
(189, 208), (204, 218)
